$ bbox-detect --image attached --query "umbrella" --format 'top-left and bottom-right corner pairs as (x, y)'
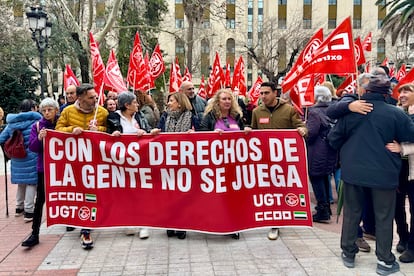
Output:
(336, 179), (344, 223)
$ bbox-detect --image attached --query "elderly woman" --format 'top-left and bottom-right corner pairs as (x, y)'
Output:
(22, 98), (60, 247)
(106, 91), (151, 239)
(107, 91), (151, 136)
(306, 86), (337, 223)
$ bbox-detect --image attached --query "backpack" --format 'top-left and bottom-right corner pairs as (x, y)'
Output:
(4, 129), (26, 159)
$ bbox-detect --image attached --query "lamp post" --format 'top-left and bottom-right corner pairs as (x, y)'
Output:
(26, 6), (52, 99)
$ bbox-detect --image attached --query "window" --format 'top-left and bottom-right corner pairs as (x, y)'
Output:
(175, 0), (183, 3)
(226, 19), (235, 29)
(226, 0), (235, 3)
(278, 19), (287, 29)
(202, 20), (210, 29)
(354, 0), (361, 4)
(304, 0), (312, 4)
(329, 0), (336, 4)
(353, 19), (361, 29)
(175, 19), (184, 29)
(303, 19), (312, 29)
(377, 38), (386, 63)
(377, 19), (383, 29)
(278, 0), (287, 4)
(328, 19), (336, 29)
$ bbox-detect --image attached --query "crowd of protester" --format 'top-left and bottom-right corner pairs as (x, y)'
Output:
(1, 65), (414, 276)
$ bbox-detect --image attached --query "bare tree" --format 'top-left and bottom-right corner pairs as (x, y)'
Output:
(245, 16), (313, 83)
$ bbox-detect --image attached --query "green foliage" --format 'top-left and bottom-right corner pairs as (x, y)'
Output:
(376, 0), (414, 45)
(0, 60), (39, 115)
(117, 0), (168, 89)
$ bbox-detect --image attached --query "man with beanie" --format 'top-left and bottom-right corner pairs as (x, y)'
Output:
(328, 74), (414, 275)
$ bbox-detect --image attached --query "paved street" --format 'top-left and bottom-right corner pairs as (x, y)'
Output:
(0, 152), (412, 275)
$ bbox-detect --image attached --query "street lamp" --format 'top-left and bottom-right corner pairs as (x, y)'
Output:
(26, 6), (52, 99)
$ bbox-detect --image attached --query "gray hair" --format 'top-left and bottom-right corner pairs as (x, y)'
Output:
(39, 97), (59, 112)
(358, 73), (373, 86)
(118, 91), (136, 111)
(314, 85), (332, 103)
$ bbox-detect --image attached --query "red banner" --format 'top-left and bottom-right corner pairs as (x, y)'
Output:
(44, 130), (312, 233)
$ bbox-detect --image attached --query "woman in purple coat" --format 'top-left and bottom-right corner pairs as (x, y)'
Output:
(22, 98), (60, 247)
(306, 86), (338, 223)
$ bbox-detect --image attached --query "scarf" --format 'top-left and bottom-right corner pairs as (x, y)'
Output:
(165, 110), (192, 132)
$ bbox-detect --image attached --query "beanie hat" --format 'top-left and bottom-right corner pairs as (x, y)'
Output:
(363, 74), (391, 94)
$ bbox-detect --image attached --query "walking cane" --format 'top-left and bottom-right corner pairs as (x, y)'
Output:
(2, 148), (8, 217)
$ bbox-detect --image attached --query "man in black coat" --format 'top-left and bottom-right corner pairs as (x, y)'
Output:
(328, 74), (414, 275)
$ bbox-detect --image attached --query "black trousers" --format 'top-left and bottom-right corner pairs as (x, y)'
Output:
(32, 172), (45, 236)
(395, 159), (414, 250)
(341, 182), (396, 264)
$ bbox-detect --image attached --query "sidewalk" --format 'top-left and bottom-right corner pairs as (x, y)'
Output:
(0, 159), (412, 275)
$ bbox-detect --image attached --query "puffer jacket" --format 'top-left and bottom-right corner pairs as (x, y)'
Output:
(0, 111), (42, 184)
(56, 104), (108, 133)
(106, 110), (151, 134)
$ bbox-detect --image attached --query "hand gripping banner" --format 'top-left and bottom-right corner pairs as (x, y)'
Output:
(44, 130), (312, 233)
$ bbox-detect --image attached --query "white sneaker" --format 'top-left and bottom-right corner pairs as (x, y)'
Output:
(139, 228), (149, 239)
(268, 228), (279, 240)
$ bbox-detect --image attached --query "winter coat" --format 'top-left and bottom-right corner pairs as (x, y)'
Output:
(0, 111), (42, 184)
(328, 93), (414, 190)
(56, 104), (108, 133)
(200, 111), (245, 131)
(29, 116), (58, 172)
(157, 111), (195, 132)
(306, 103), (337, 176)
(106, 111), (151, 134)
(189, 96), (207, 130)
(251, 99), (307, 131)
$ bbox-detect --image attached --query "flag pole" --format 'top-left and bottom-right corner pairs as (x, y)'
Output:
(93, 82), (105, 122)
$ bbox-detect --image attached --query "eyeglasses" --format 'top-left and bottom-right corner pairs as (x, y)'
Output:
(223, 117), (230, 128)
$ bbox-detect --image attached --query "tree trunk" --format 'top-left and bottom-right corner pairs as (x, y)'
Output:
(186, 20), (194, 72)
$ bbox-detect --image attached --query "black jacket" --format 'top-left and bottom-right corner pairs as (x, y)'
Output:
(106, 111), (151, 134)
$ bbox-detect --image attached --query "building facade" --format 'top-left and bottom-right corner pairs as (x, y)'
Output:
(158, 0), (405, 87)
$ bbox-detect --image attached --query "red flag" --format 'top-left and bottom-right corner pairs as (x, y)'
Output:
(142, 52), (155, 91)
(225, 61), (231, 88)
(365, 61), (371, 73)
(336, 74), (357, 96)
(149, 44), (165, 81)
(63, 64), (80, 91)
(381, 57), (389, 67)
(232, 56), (247, 97)
(248, 76), (263, 106)
(396, 64), (407, 81)
(182, 67), (192, 82)
(293, 75), (315, 107)
(198, 75), (207, 99)
(362, 32), (372, 51)
(282, 17), (355, 92)
(169, 61), (180, 92)
(283, 28), (324, 92)
(207, 52), (225, 97)
(127, 32), (143, 90)
(392, 67), (414, 99)
(389, 65), (396, 78)
(104, 49), (127, 93)
(289, 89), (304, 116)
(89, 32), (105, 92)
(175, 57), (183, 87)
(354, 37), (366, 66)
(314, 73), (325, 85)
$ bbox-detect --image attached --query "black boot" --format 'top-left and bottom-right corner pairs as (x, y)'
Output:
(22, 234), (39, 247)
(176, 231), (187, 239)
(313, 203), (330, 223)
